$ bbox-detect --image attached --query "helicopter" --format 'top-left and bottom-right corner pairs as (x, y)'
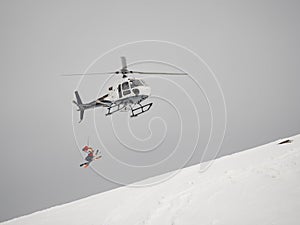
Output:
(64, 57), (187, 123)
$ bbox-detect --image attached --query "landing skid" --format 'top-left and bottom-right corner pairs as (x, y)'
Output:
(105, 104), (126, 116)
(130, 103), (153, 117)
(106, 102), (153, 117)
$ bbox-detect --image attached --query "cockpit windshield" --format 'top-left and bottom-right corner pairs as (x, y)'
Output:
(130, 79), (144, 88)
(122, 82), (130, 90)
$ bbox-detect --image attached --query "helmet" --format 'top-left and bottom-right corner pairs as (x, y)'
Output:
(82, 146), (89, 152)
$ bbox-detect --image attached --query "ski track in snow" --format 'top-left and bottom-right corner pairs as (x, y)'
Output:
(2, 135), (300, 225)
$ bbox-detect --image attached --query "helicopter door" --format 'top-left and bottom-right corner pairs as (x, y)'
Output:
(118, 84), (122, 98)
(122, 82), (131, 96)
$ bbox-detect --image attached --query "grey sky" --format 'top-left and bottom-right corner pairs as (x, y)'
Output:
(1, 0), (300, 222)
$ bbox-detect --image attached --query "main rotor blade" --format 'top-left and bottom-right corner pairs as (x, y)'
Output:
(132, 71), (188, 75)
(121, 56), (127, 70)
(61, 72), (116, 76)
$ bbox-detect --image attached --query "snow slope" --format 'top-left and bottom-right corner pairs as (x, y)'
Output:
(3, 135), (300, 225)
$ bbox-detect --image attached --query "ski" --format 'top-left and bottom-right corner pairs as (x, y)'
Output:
(80, 155), (102, 168)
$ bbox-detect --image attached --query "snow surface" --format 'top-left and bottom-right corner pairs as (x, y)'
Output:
(2, 135), (300, 225)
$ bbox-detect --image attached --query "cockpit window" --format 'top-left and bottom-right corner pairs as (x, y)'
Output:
(122, 82), (129, 90)
(123, 90), (131, 96)
(130, 80), (143, 88)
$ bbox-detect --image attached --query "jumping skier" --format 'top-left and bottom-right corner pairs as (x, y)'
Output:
(80, 145), (101, 168)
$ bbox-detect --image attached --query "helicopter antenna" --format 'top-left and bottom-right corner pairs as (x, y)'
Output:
(87, 136), (89, 146)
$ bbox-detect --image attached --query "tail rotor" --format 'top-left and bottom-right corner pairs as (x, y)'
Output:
(73, 91), (85, 123)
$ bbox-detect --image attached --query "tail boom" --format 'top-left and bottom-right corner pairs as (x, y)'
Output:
(73, 91), (111, 123)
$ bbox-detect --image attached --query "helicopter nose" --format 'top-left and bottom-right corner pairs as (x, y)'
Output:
(138, 86), (151, 96)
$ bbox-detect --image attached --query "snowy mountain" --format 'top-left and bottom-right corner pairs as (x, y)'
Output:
(2, 135), (300, 225)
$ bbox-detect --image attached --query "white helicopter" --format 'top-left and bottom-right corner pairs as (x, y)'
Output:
(64, 57), (187, 123)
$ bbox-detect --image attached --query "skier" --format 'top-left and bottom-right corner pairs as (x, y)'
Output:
(80, 145), (101, 168)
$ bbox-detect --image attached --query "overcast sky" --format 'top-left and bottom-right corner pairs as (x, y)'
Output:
(1, 0), (300, 222)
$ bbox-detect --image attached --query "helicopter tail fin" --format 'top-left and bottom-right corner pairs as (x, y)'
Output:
(73, 91), (85, 123)
(75, 91), (82, 105)
(79, 110), (85, 123)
